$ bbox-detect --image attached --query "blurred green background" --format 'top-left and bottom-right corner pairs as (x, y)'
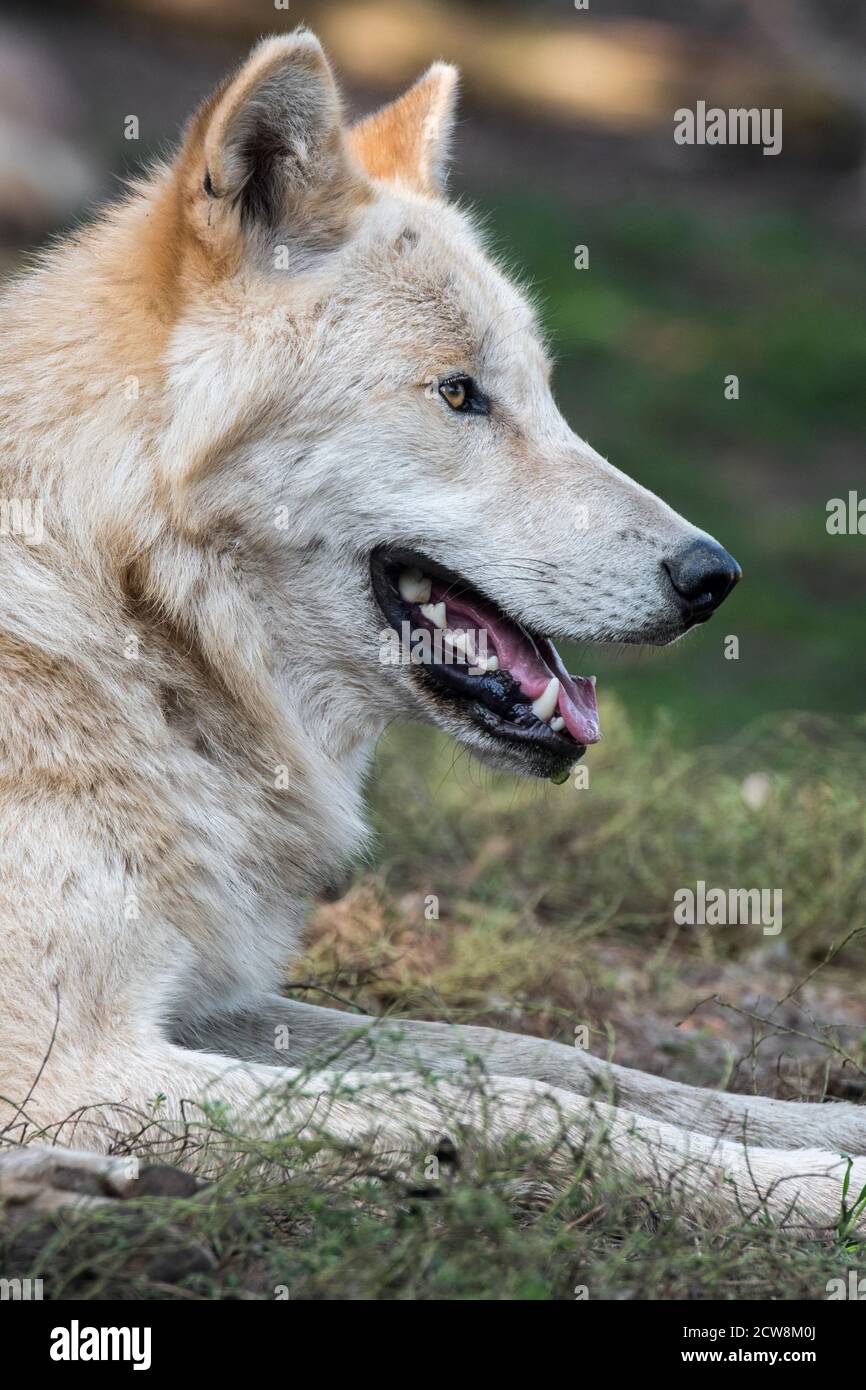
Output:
(515, 193), (866, 737)
(2, 0), (861, 740)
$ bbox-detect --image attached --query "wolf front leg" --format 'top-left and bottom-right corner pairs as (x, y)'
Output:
(176, 994), (866, 1155)
(3, 1039), (864, 1231)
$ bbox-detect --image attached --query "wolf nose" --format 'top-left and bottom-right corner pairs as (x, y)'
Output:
(663, 538), (741, 622)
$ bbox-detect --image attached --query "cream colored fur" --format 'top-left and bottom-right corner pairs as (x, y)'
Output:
(0, 31), (862, 1231)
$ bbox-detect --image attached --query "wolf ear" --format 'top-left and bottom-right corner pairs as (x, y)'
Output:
(347, 63), (459, 196)
(181, 31), (367, 249)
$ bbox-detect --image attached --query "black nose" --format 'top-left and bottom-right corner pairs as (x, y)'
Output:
(663, 537), (741, 622)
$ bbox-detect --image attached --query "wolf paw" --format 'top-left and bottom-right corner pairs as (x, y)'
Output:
(0, 1144), (199, 1212)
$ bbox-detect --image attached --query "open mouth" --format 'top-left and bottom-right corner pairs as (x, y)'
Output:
(371, 546), (600, 774)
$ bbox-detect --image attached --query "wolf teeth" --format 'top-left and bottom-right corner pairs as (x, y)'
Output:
(550, 716), (565, 732)
(399, 568), (432, 604)
(444, 629), (474, 660)
(445, 629), (500, 674)
(531, 676), (560, 723)
(420, 601), (446, 629)
(468, 650), (499, 675)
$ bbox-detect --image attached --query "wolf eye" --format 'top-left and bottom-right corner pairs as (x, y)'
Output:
(440, 379), (467, 409)
(438, 374), (488, 416)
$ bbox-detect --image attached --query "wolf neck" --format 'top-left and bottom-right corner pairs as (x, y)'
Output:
(0, 189), (378, 906)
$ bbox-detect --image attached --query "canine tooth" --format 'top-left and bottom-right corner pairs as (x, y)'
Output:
(531, 676), (560, 723)
(550, 716), (565, 732)
(398, 568), (432, 604)
(420, 601), (446, 629)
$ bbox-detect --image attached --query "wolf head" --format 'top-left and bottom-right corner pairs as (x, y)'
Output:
(139, 32), (740, 779)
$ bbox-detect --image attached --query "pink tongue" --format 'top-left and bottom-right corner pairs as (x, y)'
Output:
(431, 584), (601, 745)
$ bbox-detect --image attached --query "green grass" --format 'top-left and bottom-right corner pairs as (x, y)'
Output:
(4, 1134), (863, 1301)
(363, 707), (866, 986)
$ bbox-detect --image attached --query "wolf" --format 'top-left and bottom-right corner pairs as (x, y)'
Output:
(0, 32), (862, 1228)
